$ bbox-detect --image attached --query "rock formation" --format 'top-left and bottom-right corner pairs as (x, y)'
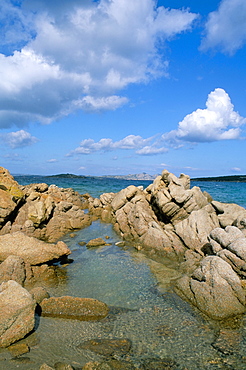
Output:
(88, 169), (246, 320)
(0, 167), (91, 242)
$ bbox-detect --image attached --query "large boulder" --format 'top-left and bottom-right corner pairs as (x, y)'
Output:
(0, 167), (24, 226)
(40, 296), (109, 320)
(175, 256), (245, 320)
(0, 280), (36, 347)
(0, 232), (71, 265)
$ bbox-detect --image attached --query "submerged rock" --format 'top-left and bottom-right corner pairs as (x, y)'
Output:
(78, 338), (132, 357)
(40, 296), (109, 320)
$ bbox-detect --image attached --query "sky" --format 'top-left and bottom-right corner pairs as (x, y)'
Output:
(0, 0), (246, 177)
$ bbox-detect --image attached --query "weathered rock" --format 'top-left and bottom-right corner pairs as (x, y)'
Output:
(140, 357), (178, 370)
(40, 364), (55, 370)
(0, 255), (26, 285)
(78, 338), (132, 357)
(29, 286), (50, 304)
(0, 280), (36, 347)
(209, 226), (246, 276)
(54, 362), (75, 370)
(8, 342), (30, 357)
(0, 232), (71, 265)
(40, 296), (109, 320)
(83, 359), (136, 369)
(175, 256), (245, 320)
(174, 207), (219, 250)
(212, 201), (246, 228)
(87, 238), (107, 248)
(0, 167), (24, 226)
(212, 329), (241, 355)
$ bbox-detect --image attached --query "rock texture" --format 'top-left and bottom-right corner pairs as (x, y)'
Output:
(175, 256), (245, 320)
(0, 231), (71, 265)
(0, 280), (36, 347)
(40, 296), (109, 320)
(87, 169), (246, 319)
(0, 168), (91, 242)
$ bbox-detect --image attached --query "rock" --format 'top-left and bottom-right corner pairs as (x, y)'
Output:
(0, 280), (36, 347)
(82, 359), (136, 370)
(40, 365), (55, 370)
(8, 343), (30, 357)
(212, 329), (241, 355)
(209, 226), (246, 276)
(174, 208), (219, 250)
(82, 363), (101, 370)
(175, 256), (245, 320)
(0, 232), (71, 265)
(54, 362), (75, 370)
(0, 255), (26, 285)
(78, 338), (132, 357)
(212, 201), (246, 228)
(29, 286), (50, 304)
(0, 167), (24, 226)
(40, 296), (109, 320)
(140, 357), (178, 370)
(86, 238), (107, 248)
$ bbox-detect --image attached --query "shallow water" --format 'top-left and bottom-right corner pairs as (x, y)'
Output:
(2, 220), (246, 370)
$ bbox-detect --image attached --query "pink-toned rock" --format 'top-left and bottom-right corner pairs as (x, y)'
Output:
(0, 255), (26, 285)
(0, 280), (36, 347)
(0, 232), (71, 265)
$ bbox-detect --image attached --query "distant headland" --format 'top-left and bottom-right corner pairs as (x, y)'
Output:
(47, 172), (157, 181)
(192, 175), (246, 182)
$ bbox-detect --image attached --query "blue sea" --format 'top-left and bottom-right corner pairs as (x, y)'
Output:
(14, 174), (246, 208)
(5, 176), (246, 370)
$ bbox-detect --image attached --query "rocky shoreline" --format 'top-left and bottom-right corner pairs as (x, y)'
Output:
(1, 166), (246, 369)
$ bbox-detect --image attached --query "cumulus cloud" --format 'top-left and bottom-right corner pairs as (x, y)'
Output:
(201, 0), (246, 54)
(0, 0), (198, 128)
(1, 130), (38, 148)
(68, 134), (168, 156)
(163, 88), (246, 143)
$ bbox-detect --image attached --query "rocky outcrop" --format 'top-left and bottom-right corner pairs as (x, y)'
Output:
(0, 168), (91, 242)
(175, 256), (245, 320)
(40, 296), (109, 320)
(0, 280), (36, 347)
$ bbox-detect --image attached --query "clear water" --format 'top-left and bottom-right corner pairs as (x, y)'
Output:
(2, 176), (246, 369)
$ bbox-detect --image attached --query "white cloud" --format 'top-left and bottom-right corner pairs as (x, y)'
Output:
(136, 146), (168, 155)
(47, 158), (58, 163)
(68, 134), (167, 156)
(2, 130), (38, 148)
(163, 88), (246, 143)
(0, 0), (198, 128)
(231, 167), (242, 172)
(201, 0), (246, 54)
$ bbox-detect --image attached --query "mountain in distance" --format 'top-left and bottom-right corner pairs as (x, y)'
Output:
(101, 172), (158, 180)
(47, 172), (157, 180)
(192, 175), (246, 182)
(47, 173), (86, 178)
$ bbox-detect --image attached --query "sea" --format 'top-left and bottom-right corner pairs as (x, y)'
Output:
(2, 176), (246, 370)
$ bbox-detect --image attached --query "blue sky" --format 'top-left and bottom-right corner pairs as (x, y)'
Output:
(0, 0), (246, 177)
